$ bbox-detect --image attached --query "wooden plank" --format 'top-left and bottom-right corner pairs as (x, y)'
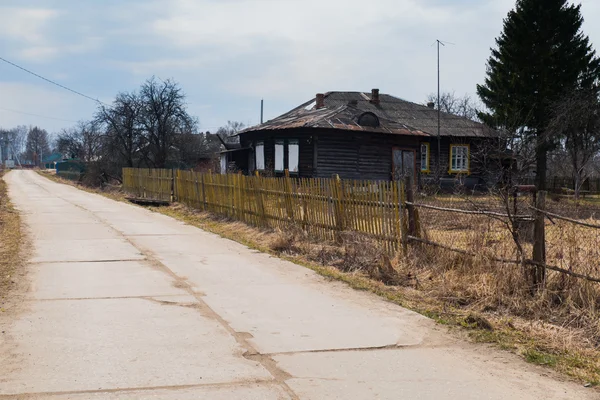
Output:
(532, 191), (547, 292)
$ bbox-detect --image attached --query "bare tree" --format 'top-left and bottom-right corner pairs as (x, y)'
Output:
(25, 126), (51, 166)
(138, 77), (197, 168)
(56, 121), (103, 162)
(96, 91), (144, 168)
(217, 121), (246, 143)
(548, 89), (600, 199)
(0, 126), (27, 165)
(9, 126), (27, 158)
(426, 92), (480, 121)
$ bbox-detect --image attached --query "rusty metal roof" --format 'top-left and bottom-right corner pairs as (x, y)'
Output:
(240, 91), (498, 138)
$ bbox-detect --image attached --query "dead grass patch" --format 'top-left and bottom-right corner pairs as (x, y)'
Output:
(37, 170), (126, 202)
(0, 170), (25, 309)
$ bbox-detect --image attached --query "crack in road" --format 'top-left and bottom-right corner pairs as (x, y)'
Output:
(0, 379), (279, 399)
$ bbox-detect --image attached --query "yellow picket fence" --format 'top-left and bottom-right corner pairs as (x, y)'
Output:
(122, 168), (407, 253)
(122, 168), (174, 202)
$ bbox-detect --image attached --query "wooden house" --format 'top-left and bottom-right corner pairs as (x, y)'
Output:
(230, 89), (502, 189)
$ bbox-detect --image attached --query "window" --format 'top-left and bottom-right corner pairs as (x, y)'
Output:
(255, 142), (265, 170)
(220, 154), (227, 174)
(288, 140), (299, 173)
(357, 112), (380, 128)
(275, 141), (284, 172)
(420, 143), (430, 173)
(450, 144), (469, 173)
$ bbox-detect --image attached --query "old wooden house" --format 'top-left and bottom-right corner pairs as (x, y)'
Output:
(226, 89), (501, 189)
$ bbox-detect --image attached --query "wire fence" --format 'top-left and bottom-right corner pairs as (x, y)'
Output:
(122, 168), (600, 285)
(527, 176), (600, 195)
(540, 200), (600, 284)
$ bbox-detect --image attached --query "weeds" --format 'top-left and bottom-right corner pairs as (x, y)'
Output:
(0, 170), (24, 303)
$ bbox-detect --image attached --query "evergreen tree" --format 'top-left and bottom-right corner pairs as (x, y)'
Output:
(477, 0), (600, 189)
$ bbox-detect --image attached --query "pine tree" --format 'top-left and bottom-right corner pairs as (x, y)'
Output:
(477, 0), (600, 189)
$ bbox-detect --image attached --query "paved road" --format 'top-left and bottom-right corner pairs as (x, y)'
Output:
(0, 170), (594, 399)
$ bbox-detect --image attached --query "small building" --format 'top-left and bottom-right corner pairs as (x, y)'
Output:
(218, 135), (249, 174)
(42, 153), (65, 169)
(237, 89), (502, 189)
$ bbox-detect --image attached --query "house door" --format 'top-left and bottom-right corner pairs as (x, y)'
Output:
(392, 148), (416, 182)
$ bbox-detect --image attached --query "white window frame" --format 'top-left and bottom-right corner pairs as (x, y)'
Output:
(255, 141), (265, 171)
(450, 144), (469, 173)
(275, 141), (285, 172)
(288, 140), (299, 173)
(220, 153), (227, 174)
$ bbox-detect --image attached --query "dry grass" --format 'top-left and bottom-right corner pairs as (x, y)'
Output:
(0, 170), (25, 310)
(36, 171), (600, 387)
(37, 170), (126, 202)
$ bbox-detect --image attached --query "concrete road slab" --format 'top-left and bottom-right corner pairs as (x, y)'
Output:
(274, 348), (591, 400)
(37, 383), (292, 400)
(31, 238), (145, 263)
(21, 210), (98, 224)
(131, 232), (255, 257)
(104, 221), (198, 236)
(30, 222), (117, 241)
(31, 261), (187, 300)
(1, 298), (271, 395)
(131, 235), (430, 354)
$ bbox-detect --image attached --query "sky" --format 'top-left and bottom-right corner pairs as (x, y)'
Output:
(1, 0), (599, 135)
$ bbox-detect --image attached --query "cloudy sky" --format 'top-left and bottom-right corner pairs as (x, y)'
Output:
(1, 0), (599, 134)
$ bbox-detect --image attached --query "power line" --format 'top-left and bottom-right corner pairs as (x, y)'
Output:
(0, 55), (108, 106)
(0, 107), (78, 123)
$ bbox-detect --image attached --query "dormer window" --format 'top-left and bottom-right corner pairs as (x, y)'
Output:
(357, 112), (380, 128)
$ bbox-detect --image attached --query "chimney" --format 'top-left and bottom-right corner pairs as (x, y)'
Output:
(316, 93), (325, 109)
(370, 89), (380, 105)
(427, 101), (435, 109)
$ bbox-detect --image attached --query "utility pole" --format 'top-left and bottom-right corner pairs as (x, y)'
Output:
(437, 39), (444, 182)
(0, 133), (4, 167)
(260, 99), (264, 124)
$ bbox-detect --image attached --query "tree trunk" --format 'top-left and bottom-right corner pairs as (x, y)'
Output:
(536, 134), (548, 191)
(574, 173), (581, 201)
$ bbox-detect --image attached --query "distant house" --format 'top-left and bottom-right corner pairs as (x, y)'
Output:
(232, 89), (503, 189)
(42, 153), (65, 169)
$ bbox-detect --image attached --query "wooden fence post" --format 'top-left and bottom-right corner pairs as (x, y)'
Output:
(405, 176), (417, 237)
(228, 174), (233, 218)
(331, 175), (346, 242)
(397, 180), (408, 255)
(531, 190), (547, 292)
(200, 173), (207, 211)
(284, 169), (294, 221)
(254, 171), (267, 227)
(301, 181), (308, 232)
(170, 169), (175, 202)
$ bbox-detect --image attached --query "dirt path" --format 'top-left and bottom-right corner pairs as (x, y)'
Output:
(0, 170), (594, 399)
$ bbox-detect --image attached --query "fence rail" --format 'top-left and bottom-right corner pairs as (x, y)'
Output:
(523, 176), (600, 194)
(122, 168), (600, 285)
